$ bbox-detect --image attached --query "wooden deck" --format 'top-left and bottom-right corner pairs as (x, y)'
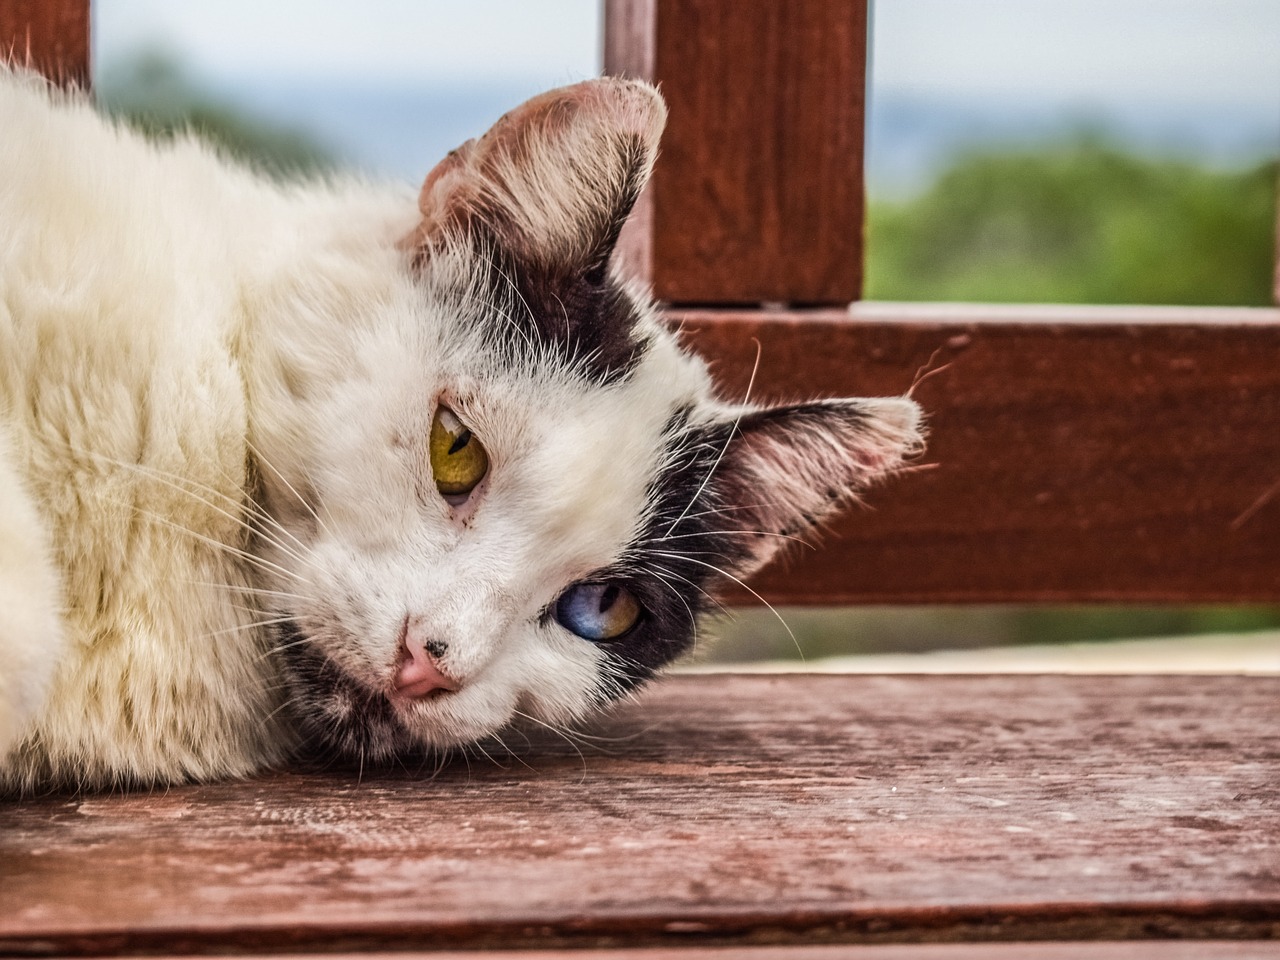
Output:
(3, 674), (1277, 955)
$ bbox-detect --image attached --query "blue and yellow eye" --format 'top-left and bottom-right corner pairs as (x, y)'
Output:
(430, 406), (488, 502)
(555, 582), (641, 642)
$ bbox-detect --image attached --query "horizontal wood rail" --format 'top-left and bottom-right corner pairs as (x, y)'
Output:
(679, 303), (1280, 604)
(4, 675), (1277, 954)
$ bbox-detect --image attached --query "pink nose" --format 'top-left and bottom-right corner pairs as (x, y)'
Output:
(393, 623), (459, 699)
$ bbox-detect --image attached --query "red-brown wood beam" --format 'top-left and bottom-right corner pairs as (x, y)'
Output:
(605, 0), (867, 306)
(675, 303), (1280, 604)
(3, 675), (1278, 952)
(0, 0), (90, 87)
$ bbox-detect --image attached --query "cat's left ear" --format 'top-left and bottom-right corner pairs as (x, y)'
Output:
(406, 77), (665, 284)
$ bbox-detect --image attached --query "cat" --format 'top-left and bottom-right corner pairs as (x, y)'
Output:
(0, 68), (924, 794)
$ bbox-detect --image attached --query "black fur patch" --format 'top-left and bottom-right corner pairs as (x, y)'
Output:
(435, 133), (652, 383)
(465, 222), (650, 386)
(583, 414), (757, 696)
(275, 623), (420, 762)
(479, 237), (648, 383)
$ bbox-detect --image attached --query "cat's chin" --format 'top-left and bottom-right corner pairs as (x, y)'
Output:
(275, 625), (504, 764)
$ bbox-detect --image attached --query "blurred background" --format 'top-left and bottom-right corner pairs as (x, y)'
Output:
(92, 1), (1280, 667)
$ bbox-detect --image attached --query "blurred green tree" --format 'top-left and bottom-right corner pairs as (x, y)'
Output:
(867, 135), (1277, 307)
(96, 53), (336, 178)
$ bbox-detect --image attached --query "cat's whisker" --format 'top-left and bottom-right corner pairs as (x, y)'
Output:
(639, 564), (703, 655)
(650, 550), (803, 662)
(511, 709), (590, 780)
(77, 440), (300, 548)
(668, 500), (794, 525)
(662, 338), (763, 538)
(201, 616), (298, 640)
(257, 693), (306, 730)
(487, 732), (537, 772)
(479, 247), (539, 353)
(59, 443), (315, 569)
(653, 528), (813, 549)
(486, 290), (538, 355)
(177, 579), (311, 604)
(258, 632), (318, 662)
(243, 436), (336, 542)
(118, 502), (313, 586)
(469, 738), (508, 772)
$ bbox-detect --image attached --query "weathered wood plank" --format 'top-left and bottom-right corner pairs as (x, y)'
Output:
(156, 945), (1280, 960)
(604, 0), (867, 304)
(3, 675), (1277, 955)
(673, 303), (1280, 603)
(0, 0), (90, 87)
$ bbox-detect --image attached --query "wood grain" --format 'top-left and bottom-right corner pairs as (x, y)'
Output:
(3, 675), (1277, 955)
(148, 945), (1280, 960)
(604, 0), (867, 304)
(672, 303), (1280, 603)
(0, 0), (89, 87)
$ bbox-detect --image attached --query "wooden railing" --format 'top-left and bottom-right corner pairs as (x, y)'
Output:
(606, 0), (1280, 605)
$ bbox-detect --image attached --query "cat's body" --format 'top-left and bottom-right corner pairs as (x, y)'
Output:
(0, 70), (923, 794)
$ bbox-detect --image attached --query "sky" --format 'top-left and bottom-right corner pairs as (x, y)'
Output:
(871, 0), (1280, 109)
(95, 0), (1280, 105)
(94, 1), (602, 87)
(92, 1), (1279, 189)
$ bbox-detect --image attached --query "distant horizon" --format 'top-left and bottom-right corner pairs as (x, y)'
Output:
(93, 0), (1279, 195)
(97, 53), (1279, 197)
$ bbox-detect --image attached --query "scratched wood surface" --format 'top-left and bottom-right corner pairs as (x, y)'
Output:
(0, 0), (90, 87)
(153, 946), (1280, 960)
(3, 675), (1277, 955)
(605, 0), (867, 304)
(675, 303), (1280, 604)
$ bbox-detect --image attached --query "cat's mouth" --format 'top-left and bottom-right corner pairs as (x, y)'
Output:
(273, 622), (431, 761)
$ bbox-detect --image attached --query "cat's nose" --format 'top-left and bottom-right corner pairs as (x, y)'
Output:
(393, 619), (460, 699)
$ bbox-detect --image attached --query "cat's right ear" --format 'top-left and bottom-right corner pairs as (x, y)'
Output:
(405, 77), (665, 281)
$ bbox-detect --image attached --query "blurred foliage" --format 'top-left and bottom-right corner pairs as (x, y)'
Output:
(706, 605), (1280, 663)
(95, 53), (337, 178)
(866, 135), (1277, 306)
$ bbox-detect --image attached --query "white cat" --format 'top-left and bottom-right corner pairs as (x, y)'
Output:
(0, 69), (923, 793)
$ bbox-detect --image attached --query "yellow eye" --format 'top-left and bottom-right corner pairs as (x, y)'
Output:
(429, 406), (489, 501)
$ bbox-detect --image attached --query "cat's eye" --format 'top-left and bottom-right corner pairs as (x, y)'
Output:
(555, 582), (642, 642)
(430, 406), (489, 502)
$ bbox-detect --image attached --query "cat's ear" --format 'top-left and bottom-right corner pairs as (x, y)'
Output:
(407, 77), (665, 281)
(697, 397), (925, 580)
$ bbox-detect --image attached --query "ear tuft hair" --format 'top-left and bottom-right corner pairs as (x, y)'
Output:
(705, 396), (925, 579)
(407, 77), (666, 276)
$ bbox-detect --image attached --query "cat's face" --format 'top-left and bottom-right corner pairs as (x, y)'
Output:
(255, 79), (923, 761)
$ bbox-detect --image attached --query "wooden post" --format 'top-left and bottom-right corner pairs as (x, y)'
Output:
(0, 0), (90, 87)
(605, 0), (868, 306)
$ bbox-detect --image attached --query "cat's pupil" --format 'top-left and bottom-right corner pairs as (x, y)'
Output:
(447, 430), (472, 455)
(555, 581), (642, 642)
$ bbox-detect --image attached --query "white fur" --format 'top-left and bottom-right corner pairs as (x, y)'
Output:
(0, 71), (922, 792)
(0, 71), (712, 788)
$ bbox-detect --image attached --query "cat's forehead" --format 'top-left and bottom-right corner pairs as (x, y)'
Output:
(460, 325), (715, 570)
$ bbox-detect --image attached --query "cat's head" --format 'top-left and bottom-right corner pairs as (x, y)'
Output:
(255, 79), (923, 761)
